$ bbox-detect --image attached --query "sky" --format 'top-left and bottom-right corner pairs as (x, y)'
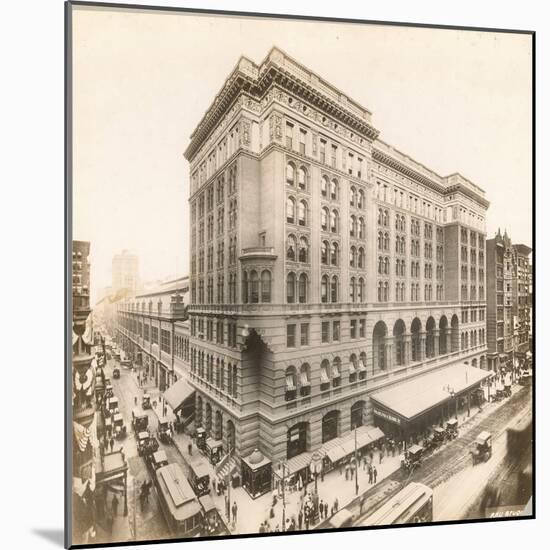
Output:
(72, 5), (533, 303)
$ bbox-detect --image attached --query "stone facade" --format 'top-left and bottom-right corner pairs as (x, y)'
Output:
(183, 47), (489, 465)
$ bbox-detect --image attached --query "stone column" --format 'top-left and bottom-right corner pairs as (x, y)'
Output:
(385, 336), (394, 370)
(420, 332), (427, 362)
(433, 329), (440, 356)
(445, 328), (452, 355)
(404, 333), (412, 365)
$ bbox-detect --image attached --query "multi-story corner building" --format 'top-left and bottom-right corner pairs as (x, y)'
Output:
(183, 47), (490, 490)
(112, 250), (140, 296)
(486, 230), (532, 372)
(116, 277), (191, 391)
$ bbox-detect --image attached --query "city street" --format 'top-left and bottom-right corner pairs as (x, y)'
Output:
(329, 383), (532, 528)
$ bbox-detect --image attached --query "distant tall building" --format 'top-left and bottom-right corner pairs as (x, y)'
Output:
(486, 230), (532, 371)
(112, 250), (140, 296)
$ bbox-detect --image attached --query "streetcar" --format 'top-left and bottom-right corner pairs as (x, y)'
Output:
(154, 463), (204, 537)
(363, 482), (433, 526)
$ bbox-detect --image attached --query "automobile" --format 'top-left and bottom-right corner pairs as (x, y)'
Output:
(401, 444), (423, 473)
(105, 384), (114, 398)
(142, 393), (151, 410)
(106, 396), (119, 413)
(148, 450), (169, 471)
(113, 413), (127, 439)
(120, 353), (132, 368)
(113, 367), (121, 379)
(432, 426), (446, 443)
(132, 408), (149, 433)
(205, 438), (223, 466)
(157, 417), (173, 444)
(445, 419), (458, 440)
(471, 431), (492, 464)
(137, 431), (151, 455)
(195, 427), (207, 451)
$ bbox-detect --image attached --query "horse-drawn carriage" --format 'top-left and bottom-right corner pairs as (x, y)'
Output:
(445, 419), (458, 440)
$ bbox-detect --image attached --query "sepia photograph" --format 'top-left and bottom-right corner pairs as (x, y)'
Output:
(67, 2), (534, 547)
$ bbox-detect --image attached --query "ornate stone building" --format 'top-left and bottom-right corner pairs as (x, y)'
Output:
(116, 277), (191, 391)
(486, 230), (532, 371)
(183, 47), (489, 476)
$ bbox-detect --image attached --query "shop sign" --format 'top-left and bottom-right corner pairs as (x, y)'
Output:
(373, 408), (402, 425)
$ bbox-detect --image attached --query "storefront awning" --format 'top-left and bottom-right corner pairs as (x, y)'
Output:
(371, 363), (491, 422)
(300, 372), (310, 386)
(163, 378), (195, 414)
(286, 375), (296, 391)
(326, 445), (347, 463)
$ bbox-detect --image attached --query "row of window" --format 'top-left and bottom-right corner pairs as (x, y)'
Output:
(190, 348), (238, 398)
(377, 282), (444, 302)
(190, 317), (238, 348)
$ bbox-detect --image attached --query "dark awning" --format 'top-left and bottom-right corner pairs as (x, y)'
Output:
(371, 363), (491, 422)
(163, 378), (195, 413)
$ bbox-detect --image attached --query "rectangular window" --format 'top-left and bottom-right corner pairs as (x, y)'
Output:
(320, 139), (326, 163)
(333, 321), (340, 341)
(151, 327), (159, 345)
(350, 319), (357, 339)
(161, 329), (171, 354)
(299, 129), (306, 155)
(300, 323), (309, 346)
(331, 144), (337, 168)
(286, 122), (294, 149)
(287, 324), (296, 348)
(321, 321), (330, 343)
(359, 319), (366, 338)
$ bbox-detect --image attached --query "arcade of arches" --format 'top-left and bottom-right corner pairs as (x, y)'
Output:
(372, 315), (484, 372)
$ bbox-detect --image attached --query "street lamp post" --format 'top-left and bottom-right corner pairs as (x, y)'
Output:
(309, 451), (323, 523)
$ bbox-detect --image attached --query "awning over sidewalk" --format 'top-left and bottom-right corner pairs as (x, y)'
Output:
(371, 363), (491, 423)
(163, 377), (195, 414)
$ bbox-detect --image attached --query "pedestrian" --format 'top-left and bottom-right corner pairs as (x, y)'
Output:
(112, 493), (119, 517)
(319, 499), (324, 519)
(134, 396), (137, 406)
(188, 442), (192, 455)
(324, 501), (329, 518)
(109, 437), (114, 453)
(368, 465), (373, 484)
(369, 451), (374, 463)
(339, 461), (343, 476)
(380, 447), (384, 464)
(373, 465), (378, 484)
(334, 498), (339, 512)
(345, 464), (349, 481)
(212, 477), (217, 494)
(232, 501), (238, 524)
(304, 515), (309, 531)
(359, 496), (365, 515)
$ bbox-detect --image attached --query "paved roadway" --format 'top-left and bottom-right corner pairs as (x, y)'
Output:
(326, 384), (532, 528)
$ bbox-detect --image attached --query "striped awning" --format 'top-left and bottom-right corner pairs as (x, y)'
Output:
(300, 371), (310, 386)
(320, 369), (330, 384)
(286, 375), (296, 391)
(358, 358), (367, 371)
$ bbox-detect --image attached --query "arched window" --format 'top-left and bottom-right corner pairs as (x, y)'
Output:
(286, 272), (296, 303)
(286, 162), (295, 185)
(250, 270), (259, 303)
(298, 237), (308, 263)
(358, 247), (365, 268)
(331, 276), (338, 302)
(242, 271), (249, 303)
(298, 167), (307, 190)
(350, 186), (357, 207)
(383, 282), (389, 301)
(358, 278), (365, 302)
(285, 366), (297, 401)
(378, 256), (383, 275)
(358, 189), (365, 209)
(299, 364), (311, 397)
(298, 200), (307, 226)
(321, 240), (329, 265)
(384, 257), (390, 275)
(320, 360), (331, 391)
(330, 210), (338, 233)
(321, 275), (329, 303)
(378, 231), (383, 250)
(350, 246), (357, 267)
(287, 234), (297, 261)
(350, 277), (356, 302)
(321, 176), (329, 197)
(331, 242), (339, 266)
(298, 273), (308, 303)
(261, 270), (271, 302)
(330, 179), (338, 200)
(350, 215), (356, 237)
(384, 232), (390, 250)
(321, 207), (329, 231)
(332, 357), (342, 387)
(358, 217), (365, 239)
(286, 196), (295, 223)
